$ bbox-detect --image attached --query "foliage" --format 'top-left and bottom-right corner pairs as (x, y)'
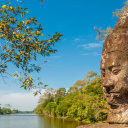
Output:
(55, 88), (66, 99)
(94, 26), (112, 40)
(0, 104), (33, 115)
(45, 102), (56, 116)
(0, 3), (62, 91)
(34, 71), (108, 123)
(55, 97), (64, 105)
(0, 107), (11, 114)
(98, 112), (108, 121)
(113, 0), (128, 17)
(38, 88), (56, 104)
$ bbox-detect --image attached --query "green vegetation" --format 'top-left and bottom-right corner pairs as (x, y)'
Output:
(16, 110), (34, 113)
(0, 108), (24, 114)
(0, 107), (12, 114)
(0, 3), (62, 93)
(34, 71), (109, 123)
(0, 104), (33, 115)
(0, 108), (33, 115)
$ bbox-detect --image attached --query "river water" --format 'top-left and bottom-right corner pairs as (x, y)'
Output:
(0, 113), (86, 128)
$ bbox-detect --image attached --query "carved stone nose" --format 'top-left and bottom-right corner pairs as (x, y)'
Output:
(103, 79), (114, 93)
(104, 86), (114, 93)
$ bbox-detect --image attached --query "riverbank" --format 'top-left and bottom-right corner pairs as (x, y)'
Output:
(37, 113), (106, 125)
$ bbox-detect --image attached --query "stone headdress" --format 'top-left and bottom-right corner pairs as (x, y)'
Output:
(102, 11), (128, 55)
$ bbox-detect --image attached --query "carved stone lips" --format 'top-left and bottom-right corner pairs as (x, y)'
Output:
(106, 92), (120, 97)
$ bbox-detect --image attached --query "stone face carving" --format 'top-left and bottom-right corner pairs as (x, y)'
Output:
(100, 11), (128, 124)
(77, 11), (128, 128)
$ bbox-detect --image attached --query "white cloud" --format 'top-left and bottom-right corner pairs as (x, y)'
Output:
(0, 91), (43, 111)
(74, 38), (80, 41)
(78, 42), (103, 49)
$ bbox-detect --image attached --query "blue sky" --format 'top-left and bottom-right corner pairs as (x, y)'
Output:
(0, 0), (126, 110)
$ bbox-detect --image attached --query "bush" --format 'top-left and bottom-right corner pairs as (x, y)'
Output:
(98, 112), (108, 121)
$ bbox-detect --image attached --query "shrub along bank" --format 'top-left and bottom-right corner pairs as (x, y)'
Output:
(34, 71), (108, 123)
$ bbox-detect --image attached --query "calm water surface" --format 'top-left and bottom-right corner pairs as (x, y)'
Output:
(0, 113), (86, 128)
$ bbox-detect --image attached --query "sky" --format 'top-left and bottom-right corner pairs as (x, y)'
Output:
(0, 0), (126, 111)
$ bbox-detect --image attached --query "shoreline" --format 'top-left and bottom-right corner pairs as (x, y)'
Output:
(36, 113), (106, 125)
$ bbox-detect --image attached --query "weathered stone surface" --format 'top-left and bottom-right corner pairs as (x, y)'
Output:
(78, 11), (128, 128)
(100, 11), (128, 124)
(76, 123), (109, 128)
(77, 123), (128, 128)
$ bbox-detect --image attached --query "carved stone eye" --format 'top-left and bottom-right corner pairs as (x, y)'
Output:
(112, 69), (121, 75)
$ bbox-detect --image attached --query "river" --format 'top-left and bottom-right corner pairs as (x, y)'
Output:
(0, 113), (86, 128)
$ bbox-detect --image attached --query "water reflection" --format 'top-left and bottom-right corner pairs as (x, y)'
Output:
(0, 113), (86, 128)
(39, 115), (86, 128)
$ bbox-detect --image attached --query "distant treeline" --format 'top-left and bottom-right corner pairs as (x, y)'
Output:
(0, 108), (19, 115)
(0, 105), (33, 115)
(18, 110), (34, 113)
(34, 71), (109, 123)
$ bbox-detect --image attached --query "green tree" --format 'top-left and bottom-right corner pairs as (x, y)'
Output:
(0, 3), (62, 91)
(55, 93), (77, 117)
(34, 104), (43, 114)
(45, 102), (56, 116)
(35, 71), (108, 123)
(67, 94), (86, 120)
(35, 88), (56, 115)
(56, 102), (69, 117)
(55, 88), (66, 99)
(68, 71), (99, 94)
(38, 88), (56, 104)
(67, 86), (79, 94)
(0, 105), (1, 114)
(55, 97), (64, 105)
